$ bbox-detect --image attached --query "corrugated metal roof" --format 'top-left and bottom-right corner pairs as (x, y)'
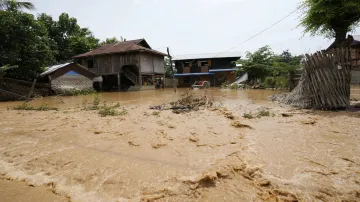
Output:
(173, 73), (214, 76)
(209, 68), (236, 72)
(41, 63), (71, 76)
(172, 52), (242, 61)
(73, 39), (166, 58)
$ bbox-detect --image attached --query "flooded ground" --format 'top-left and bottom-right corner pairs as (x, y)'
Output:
(0, 87), (359, 201)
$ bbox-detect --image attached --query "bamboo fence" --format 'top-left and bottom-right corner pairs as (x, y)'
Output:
(281, 48), (352, 109)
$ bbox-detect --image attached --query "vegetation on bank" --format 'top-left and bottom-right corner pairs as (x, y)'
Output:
(224, 47), (303, 89)
(13, 103), (58, 111)
(81, 94), (127, 117)
(56, 88), (96, 96)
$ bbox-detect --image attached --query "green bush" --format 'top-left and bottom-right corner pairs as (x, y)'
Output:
(243, 113), (254, 119)
(98, 103), (126, 117)
(13, 103), (58, 111)
(60, 88), (96, 96)
(257, 109), (270, 117)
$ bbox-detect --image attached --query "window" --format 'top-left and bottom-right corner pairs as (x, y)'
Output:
(184, 62), (190, 67)
(200, 61), (208, 66)
(87, 60), (94, 69)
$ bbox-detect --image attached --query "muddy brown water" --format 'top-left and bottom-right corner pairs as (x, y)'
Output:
(0, 87), (359, 202)
(0, 88), (282, 109)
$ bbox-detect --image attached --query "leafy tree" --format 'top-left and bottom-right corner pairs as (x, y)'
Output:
(0, 10), (55, 80)
(0, 0), (34, 11)
(300, 0), (360, 47)
(272, 50), (303, 76)
(236, 46), (274, 81)
(99, 36), (126, 46)
(37, 13), (100, 63)
(164, 56), (176, 77)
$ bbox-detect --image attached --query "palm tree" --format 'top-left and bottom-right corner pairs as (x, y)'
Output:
(0, 0), (35, 11)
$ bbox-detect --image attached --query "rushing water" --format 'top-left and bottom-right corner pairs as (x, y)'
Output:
(0, 88), (283, 109)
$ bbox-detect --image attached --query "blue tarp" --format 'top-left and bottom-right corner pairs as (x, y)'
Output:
(173, 72), (214, 77)
(209, 69), (236, 72)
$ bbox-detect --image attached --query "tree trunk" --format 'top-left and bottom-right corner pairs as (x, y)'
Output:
(333, 30), (347, 48)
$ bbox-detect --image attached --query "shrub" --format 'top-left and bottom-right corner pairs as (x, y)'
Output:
(243, 113), (254, 119)
(13, 103), (58, 111)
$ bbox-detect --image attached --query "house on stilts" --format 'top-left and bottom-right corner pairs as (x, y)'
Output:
(172, 52), (241, 87)
(73, 39), (167, 91)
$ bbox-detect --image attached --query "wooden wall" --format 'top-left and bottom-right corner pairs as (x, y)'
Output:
(80, 52), (164, 75)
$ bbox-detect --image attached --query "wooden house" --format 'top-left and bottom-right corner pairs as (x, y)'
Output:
(73, 39), (166, 91)
(172, 52), (241, 87)
(328, 35), (360, 84)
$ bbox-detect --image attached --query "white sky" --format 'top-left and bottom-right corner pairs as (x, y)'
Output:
(30, 0), (360, 57)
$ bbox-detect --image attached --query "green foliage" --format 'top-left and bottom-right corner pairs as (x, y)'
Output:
(13, 103), (58, 111)
(0, 10), (56, 81)
(82, 94), (101, 110)
(37, 13), (100, 63)
(236, 46), (275, 81)
(257, 109), (270, 118)
(299, 0), (360, 45)
(99, 37), (126, 46)
(164, 56), (176, 78)
(151, 111), (160, 116)
(243, 113), (254, 119)
(235, 48), (302, 88)
(98, 103), (126, 117)
(60, 88), (96, 96)
(0, 0), (35, 11)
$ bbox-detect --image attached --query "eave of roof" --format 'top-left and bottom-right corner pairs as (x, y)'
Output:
(173, 72), (214, 76)
(172, 52), (242, 61)
(73, 39), (166, 58)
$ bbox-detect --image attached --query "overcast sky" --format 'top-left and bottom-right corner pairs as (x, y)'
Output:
(31, 0), (360, 57)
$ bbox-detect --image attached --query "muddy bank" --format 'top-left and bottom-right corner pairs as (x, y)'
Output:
(0, 89), (359, 201)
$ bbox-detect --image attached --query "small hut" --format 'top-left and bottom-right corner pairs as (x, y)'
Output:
(41, 62), (100, 93)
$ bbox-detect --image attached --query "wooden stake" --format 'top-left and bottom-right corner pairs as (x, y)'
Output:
(26, 79), (37, 102)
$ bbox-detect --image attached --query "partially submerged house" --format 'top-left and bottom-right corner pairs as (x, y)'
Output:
(73, 39), (166, 91)
(41, 62), (99, 92)
(172, 52), (241, 87)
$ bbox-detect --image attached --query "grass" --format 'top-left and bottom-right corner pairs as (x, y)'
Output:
(60, 88), (96, 96)
(151, 111), (161, 116)
(231, 121), (252, 129)
(98, 103), (127, 117)
(243, 113), (254, 119)
(257, 109), (270, 118)
(83, 94), (101, 110)
(13, 103), (58, 111)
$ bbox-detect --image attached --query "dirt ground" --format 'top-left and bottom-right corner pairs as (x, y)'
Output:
(0, 90), (359, 202)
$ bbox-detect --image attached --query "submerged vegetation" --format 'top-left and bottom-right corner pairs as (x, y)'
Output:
(56, 88), (96, 96)
(13, 102), (58, 111)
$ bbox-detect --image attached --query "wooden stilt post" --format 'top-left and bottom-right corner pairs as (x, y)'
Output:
(26, 79), (37, 102)
(117, 73), (120, 91)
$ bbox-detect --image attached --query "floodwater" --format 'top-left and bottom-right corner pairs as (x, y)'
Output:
(0, 88), (282, 109)
(0, 87), (359, 202)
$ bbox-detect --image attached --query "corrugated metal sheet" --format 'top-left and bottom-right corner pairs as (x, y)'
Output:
(172, 52), (242, 61)
(41, 63), (71, 76)
(173, 73), (214, 77)
(209, 68), (236, 72)
(73, 39), (166, 58)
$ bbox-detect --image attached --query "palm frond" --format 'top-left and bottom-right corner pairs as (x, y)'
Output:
(0, 0), (35, 11)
